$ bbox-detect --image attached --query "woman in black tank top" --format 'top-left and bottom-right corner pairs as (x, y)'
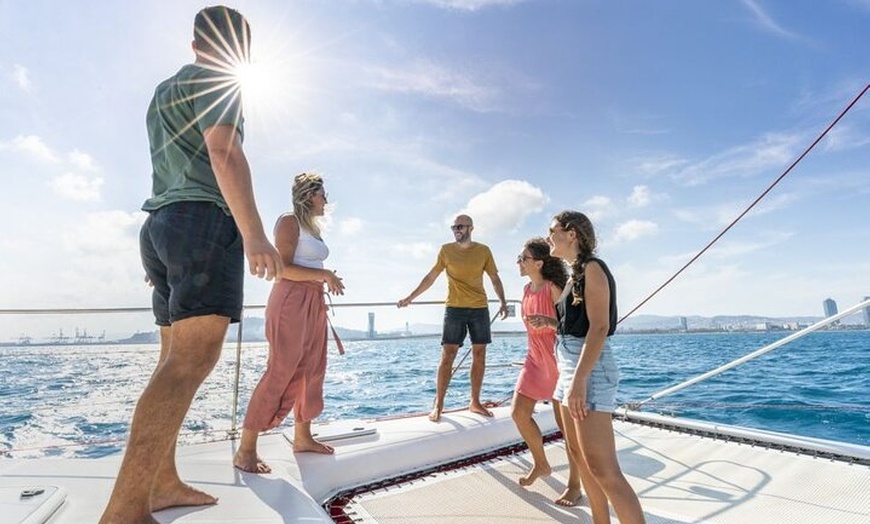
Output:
(546, 210), (646, 524)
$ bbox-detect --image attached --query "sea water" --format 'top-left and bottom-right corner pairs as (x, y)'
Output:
(0, 330), (867, 458)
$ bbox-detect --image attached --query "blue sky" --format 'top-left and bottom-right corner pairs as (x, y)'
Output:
(1, 0), (869, 337)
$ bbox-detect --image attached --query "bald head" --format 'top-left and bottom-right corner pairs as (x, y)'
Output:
(451, 215), (474, 244)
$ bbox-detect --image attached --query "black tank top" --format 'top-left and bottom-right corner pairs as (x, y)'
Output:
(555, 257), (617, 337)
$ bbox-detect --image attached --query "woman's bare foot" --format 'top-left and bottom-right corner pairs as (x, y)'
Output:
(519, 463), (552, 487)
(293, 438), (335, 454)
(555, 485), (583, 506)
(428, 408), (442, 422)
(233, 450), (271, 474)
(150, 480), (218, 512)
(469, 403), (493, 417)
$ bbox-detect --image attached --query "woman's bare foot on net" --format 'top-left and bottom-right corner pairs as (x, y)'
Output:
(555, 485), (583, 506)
(519, 463), (552, 487)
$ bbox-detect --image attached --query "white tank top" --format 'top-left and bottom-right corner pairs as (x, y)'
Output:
(293, 224), (329, 269)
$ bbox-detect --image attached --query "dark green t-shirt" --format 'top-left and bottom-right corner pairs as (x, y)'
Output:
(142, 63), (245, 213)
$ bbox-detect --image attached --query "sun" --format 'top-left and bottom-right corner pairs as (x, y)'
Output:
(233, 60), (275, 109)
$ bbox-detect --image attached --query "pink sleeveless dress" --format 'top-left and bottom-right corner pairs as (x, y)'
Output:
(515, 281), (559, 400)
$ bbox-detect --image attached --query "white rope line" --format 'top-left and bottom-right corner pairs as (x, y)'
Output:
(635, 298), (870, 406)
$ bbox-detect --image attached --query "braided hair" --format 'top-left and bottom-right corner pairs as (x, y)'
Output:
(553, 210), (597, 305)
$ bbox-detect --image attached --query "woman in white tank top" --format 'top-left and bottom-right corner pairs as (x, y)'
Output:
(233, 172), (345, 474)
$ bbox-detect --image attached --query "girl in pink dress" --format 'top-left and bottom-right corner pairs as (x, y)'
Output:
(512, 237), (583, 506)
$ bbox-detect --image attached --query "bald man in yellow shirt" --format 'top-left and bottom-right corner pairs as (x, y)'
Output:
(398, 214), (509, 422)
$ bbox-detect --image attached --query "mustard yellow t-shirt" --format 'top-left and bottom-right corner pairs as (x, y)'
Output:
(432, 242), (498, 308)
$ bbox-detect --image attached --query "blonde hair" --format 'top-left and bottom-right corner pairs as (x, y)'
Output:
(292, 172), (324, 236)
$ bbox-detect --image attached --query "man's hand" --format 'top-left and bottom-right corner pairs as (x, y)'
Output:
(498, 302), (509, 320)
(244, 236), (282, 280)
(397, 297), (412, 308)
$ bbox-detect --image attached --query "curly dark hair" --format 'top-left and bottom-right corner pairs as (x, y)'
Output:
(524, 237), (568, 290)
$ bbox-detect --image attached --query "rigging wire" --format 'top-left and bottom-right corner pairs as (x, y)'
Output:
(618, 83), (870, 324)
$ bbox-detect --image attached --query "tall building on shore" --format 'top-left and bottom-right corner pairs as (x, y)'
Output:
(823, 298), (838, 318)
(864, 296), (870, 327)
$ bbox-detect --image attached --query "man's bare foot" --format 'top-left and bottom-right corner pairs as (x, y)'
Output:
(555, 485), (583, 506)
(233, 450), (271, 474)
(428, 408), (442, 422)
(99, 512), (161, 524)
(292, 438), (335, 454)
(518, 463), (552, 487)
(469, 403), (493, 417)
(150, 480), (218, 512)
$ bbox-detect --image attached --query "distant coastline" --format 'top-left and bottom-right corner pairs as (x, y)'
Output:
(4, 311), (867, 347)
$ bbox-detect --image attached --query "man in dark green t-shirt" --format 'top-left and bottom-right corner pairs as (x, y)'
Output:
(99, 7), (282, 523)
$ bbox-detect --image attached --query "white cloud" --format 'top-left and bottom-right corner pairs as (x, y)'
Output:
(68, 149), (98, 171)
(671, 132), (801, 185)
(636, 154), (689, 176)
(583, 195), (611, 208)
(674, 191), (797, 229)
(12, 64), (31, 91)
(364, 60), (502, 112)
(49, 172), (104, 202)
(459, 179), (548, 233)
(1, 135), (59, 163)
(339, 217), (364, 235)
(411, 0), (527, 11)
(613, 219), (658, 243)
(580, 195), (611, 223)
(393, 241), (435, 260)
(822, 124), (870, 152)
(63, 211), (145, 253)
(741, 0), (800, 40)
(627, 185), (652, 207)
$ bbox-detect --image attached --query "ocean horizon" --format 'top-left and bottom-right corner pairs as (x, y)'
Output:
(1, 330), (867, 459)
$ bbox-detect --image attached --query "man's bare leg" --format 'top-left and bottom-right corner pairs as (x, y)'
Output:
(99, 315), (228, 524)
(292, 420), (334, 454)
(430, 344), (459, 422)
(468, 344), (492, 417)
(144, 327), (219, 508)
(553, 401), (583, 506)
(232, 428), (271, 474)
(512, 392), (551, 486)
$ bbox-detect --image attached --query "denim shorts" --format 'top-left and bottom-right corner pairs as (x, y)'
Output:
(140, 201), (244, 326)
(553, 334), (619, 413)
(441, 307), (492, 346)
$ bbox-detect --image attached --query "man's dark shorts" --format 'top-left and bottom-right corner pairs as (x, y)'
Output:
(140, 201), (244, 326)
(442, 307), (492, 346)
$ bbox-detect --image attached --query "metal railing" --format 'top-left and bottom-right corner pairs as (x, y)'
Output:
(0, 298), (521, 441)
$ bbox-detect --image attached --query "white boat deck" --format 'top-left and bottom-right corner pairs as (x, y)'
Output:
(1, 405), (868, 523)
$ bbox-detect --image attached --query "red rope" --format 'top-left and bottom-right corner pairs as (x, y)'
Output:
(619, 83), (870, 324)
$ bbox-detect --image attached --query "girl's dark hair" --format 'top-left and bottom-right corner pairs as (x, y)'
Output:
(524, 237), (568, 289)
(552, 210), (597, 305)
